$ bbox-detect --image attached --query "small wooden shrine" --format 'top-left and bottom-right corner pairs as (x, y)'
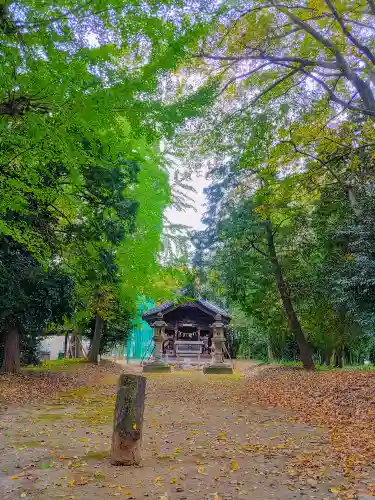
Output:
(142, 298), (233, 373)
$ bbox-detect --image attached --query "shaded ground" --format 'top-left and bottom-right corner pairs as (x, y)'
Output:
(0, 364), (374, 499)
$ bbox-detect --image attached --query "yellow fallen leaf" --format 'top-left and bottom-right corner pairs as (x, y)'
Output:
(154, 476), (161, 482)
(132, 423), (137, 430)
(231, 460), (239, 471)
(10, 475), (20, 480)
(197, 466), (207, 475)
(170, 477), (177, 484)
(330, 487), (342, 494)
(68, 480), (76, 487)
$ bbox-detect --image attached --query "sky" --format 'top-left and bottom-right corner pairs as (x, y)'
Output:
(165, 172), (208, 231)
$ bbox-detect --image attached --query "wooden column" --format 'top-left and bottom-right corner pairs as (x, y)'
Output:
(174, 325), (178, 354)
(111, 374), (146, 465)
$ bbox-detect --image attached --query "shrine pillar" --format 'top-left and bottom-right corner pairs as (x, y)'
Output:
(143, 312), (171, 372)
(203, 314), (233, 374)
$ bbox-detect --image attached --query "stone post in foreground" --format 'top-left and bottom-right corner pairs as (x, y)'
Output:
(111, 374), (146, 465)
(203, 314), (233, 374)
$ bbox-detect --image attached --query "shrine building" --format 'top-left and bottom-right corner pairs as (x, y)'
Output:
(142, 298), (231, 365)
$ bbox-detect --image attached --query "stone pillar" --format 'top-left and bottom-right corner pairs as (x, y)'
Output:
(203, 314), (233, 374)
(111, 374), (146, 465)
(143, 312), (171, 372)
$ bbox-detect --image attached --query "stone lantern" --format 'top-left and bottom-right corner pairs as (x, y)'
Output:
(143, 312), (171, 372)
(203, 314), (233, 374)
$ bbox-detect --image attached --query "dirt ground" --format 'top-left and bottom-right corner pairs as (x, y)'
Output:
(0, 366), (372, 500)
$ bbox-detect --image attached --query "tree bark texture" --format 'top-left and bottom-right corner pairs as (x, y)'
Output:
(324, 348), (333, 366)
(72, 333), (83, 358)
(334, 346), (344, 368)
(88, 314), (104, 363)
(64, 331), (69, 358)
(265, 220), (315, 370)
(1, 323), (21, 373)
(111, 374), (146, 466)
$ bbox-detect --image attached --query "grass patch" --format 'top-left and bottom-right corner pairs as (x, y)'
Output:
(58, 386), (91, 401)
(23, 358), (88, 373)
(35, 413), (67, 421)
(19, 440), (45, 448)
(73, 406), (114, 426)
(84, 450), (109, 460)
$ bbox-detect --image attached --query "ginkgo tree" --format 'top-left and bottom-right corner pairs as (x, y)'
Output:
(0, 0), (215, 370)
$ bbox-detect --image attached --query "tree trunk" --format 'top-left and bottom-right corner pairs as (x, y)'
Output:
(88, 314), (104, 363)
(267, 343), (275, 361)
(1, 323), (21, 373)
(111, 374), (146, 465)
(265, 219), (315, 370)
(346, 186), (362, 218)
(334, 346), (343, 368)
(64, 331), (70, 358)
(324, 348), (332, 366)
(72, 333), (83, 358)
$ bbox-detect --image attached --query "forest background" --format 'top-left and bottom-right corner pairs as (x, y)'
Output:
(1, 0), (375, 372)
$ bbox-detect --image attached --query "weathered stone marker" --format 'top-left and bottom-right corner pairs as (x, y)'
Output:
(203, 314), (233, 374)
(111, 374), (146, 465)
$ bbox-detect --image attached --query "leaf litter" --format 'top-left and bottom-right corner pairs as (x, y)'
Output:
(1, 363), (375, 499)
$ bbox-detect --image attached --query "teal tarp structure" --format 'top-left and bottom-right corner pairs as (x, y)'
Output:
(126, 299), (154, 361)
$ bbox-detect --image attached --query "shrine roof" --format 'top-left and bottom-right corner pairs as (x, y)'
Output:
(142, 298), (231, 321)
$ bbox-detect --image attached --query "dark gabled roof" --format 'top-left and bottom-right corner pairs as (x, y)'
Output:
(142, 298), (231, 321)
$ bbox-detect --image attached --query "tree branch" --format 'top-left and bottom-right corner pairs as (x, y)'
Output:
(324, 0), (375, 67)
(251, 68), (299, 105)
(219, 63), (271, 95)
(274, 1), (375, 113)
(247, 238), (268, 258)
(198, 52), (338, 70)
(299, 68), (375, 117)
(367, 0), (375, 16)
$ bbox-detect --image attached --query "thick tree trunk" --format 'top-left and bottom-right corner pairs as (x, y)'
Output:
(1, 323), (21, 373)
(88, 314), (104, 363)
(324, 348), (332, 366)
(265, 220), (315, 370)
(334, 346), (343, 368)
(72, 333), (83, 358)
(111, 374), (146, 465)
(267, 343), (275, 361)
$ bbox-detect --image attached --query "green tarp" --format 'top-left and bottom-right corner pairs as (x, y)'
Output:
(126, 299), (154, 361)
